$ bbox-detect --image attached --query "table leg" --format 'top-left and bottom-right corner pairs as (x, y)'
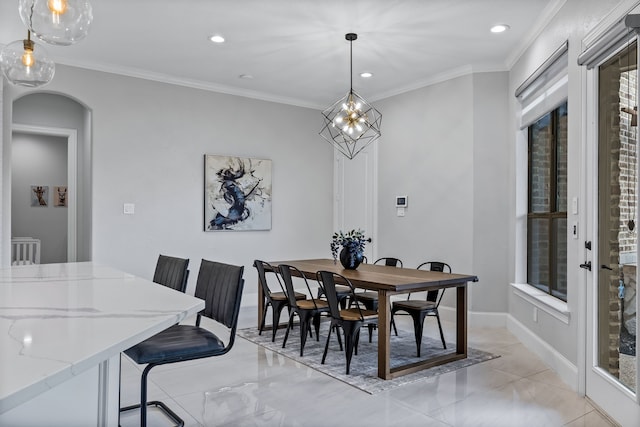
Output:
(456, 284), (467, 356)
(378, 290), (391, 379)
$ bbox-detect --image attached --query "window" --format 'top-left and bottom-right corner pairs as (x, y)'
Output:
(527, 102), (568, 301)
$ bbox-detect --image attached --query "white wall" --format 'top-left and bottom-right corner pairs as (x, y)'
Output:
(1, 65), (334, 303)
(472, 72), (511, 313)
(374, 72), (511, 314)
(375, 75), (475, 275)
(11, 133), (67, 263)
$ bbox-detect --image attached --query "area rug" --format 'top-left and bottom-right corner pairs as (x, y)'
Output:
(237, 325), (499, 394)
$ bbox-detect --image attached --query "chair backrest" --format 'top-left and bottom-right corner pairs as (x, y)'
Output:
(153, 254), (190, 292)
(253, 259), (286, 300)
(194, 259), (245, 330)
(11, 237), (41, 265)
(417, 261), (451, 303)
(279, 264), (316, 309)
(317, 270), (362, 321)
(374, 257), (403, 268)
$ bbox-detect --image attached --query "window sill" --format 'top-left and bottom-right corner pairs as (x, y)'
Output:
(510, 283), (570, 324)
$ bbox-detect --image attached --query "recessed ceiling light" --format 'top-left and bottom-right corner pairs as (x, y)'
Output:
(209, 35), (225, 43)
(360, 72), (373, 78)
(490, 24), (510, 33)
(239, 74), (254, 79)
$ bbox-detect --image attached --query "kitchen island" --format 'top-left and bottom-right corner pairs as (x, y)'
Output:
(0, 262), (204, 426)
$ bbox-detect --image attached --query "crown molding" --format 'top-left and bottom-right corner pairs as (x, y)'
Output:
(370, 63), (510, 103)
(53, 58), (324, 110)
(505, 0), (568, 69)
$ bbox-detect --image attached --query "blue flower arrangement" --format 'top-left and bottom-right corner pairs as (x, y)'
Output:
(330, 229), (367, 262)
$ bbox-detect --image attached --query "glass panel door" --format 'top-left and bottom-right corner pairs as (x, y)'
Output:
(596, 40), (637, 392)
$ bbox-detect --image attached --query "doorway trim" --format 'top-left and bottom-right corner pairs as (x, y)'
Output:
(11, 124), (77, 262)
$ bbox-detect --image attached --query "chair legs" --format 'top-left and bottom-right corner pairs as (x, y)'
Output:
(322, 323), (344, 364)
(259, 300), (289, 342)
(283, 309), (325, 357)
(392, 309), (446, 357)
(298, 316), (310, 356)
(283, 310), (318, 357)
(435, 313), (446, 350)
(120, 363), (185, 427)
(321, 320), (365, 375)
(342, 323), (361, 375)
(410, 313), (426, 358)
(390, 314), (398, 336)
(412, 312), (447, 357)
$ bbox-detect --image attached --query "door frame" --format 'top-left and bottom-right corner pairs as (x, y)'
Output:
(582, 37), (640, 426)
(333, 143), (379, 261)
(11, 124), (78, 262)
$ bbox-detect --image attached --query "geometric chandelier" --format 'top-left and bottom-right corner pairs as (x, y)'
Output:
(0, 0), (93, 88)
(320, 33), (382, 160)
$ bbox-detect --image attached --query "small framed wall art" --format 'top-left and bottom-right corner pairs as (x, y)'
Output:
(53, 186), (68, 207)
(31, 185), (49, 207)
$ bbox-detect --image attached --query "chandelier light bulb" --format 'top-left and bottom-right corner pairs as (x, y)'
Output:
(21, 40), (35, 67)
(48, 0), (68, 14)
(19, 0), (93, 45)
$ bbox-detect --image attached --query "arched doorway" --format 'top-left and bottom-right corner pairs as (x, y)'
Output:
(10, 92), (92, 264)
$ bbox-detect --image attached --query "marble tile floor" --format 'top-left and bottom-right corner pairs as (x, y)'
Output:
(119, 308), (617, 427)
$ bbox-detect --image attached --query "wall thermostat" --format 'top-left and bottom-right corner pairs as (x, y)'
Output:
(396, 196), (408, 207)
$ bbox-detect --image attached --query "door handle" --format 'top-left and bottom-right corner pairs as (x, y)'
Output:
(579, 261), (592, 271)
(601, 265), (613, 271)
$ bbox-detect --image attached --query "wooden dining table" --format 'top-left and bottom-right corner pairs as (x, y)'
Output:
(260, 258), (478, 380)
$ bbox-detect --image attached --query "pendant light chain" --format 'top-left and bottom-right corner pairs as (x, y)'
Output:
(350, 36), (353, 93)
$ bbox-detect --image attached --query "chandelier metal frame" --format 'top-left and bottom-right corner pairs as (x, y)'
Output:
(320, 33), (382, 160)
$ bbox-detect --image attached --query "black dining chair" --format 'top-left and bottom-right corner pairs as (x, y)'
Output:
(153, 254), (190, 292)
(352, 257), (403, 311)
(279, 264), (330, 356)
(254, 260), (306, 342)
(317, 270), (378, 375)
(120, 259), (245, 427)
(391, 261), (451, 356)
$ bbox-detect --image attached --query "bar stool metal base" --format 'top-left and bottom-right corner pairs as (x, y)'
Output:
(120, 400), (184, 427)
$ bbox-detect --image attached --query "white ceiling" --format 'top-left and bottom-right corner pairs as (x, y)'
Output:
(0, 0), (561, 109)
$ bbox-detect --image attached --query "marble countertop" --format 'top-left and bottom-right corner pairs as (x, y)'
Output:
(0, 262), (205, 414)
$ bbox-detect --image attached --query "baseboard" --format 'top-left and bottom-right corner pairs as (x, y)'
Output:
(507, 314), (579, 391)
(440, 307), (578, 391)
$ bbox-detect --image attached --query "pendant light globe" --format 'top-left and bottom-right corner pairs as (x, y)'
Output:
(0, 33), (55, 87)
(19, 0), (93, 46)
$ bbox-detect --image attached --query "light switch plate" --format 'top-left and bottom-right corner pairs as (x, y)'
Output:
(123, 203), (135, 215)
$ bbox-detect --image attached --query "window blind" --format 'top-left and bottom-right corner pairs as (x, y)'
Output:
(577, 16), (630, 69)
(516, 41), (569, 130)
